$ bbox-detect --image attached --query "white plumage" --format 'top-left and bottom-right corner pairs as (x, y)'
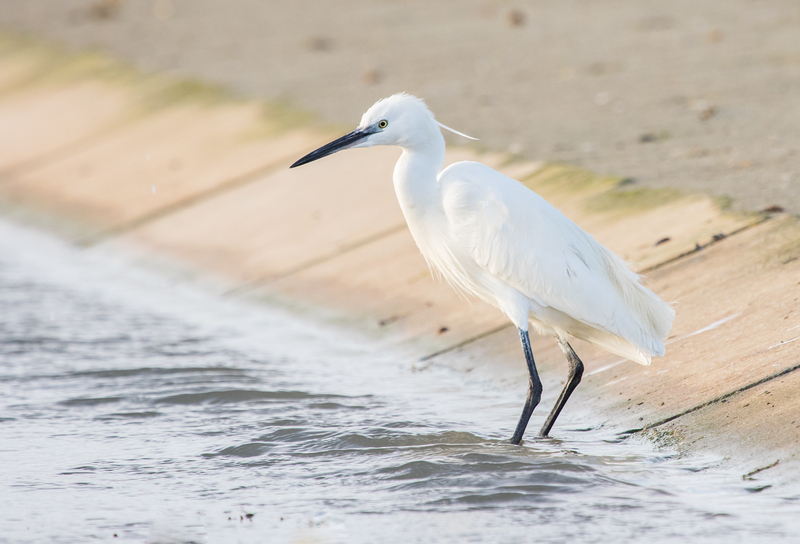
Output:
(438, 161), (673, 365)
(291, 93), (674, 442)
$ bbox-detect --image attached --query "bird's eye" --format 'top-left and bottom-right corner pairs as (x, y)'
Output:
(378, 120), (388, 129)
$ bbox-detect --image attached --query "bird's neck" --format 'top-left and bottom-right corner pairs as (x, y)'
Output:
(392, 137), (446, 227)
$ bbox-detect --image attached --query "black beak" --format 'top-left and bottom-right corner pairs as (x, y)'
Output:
(290, 126), (375, 168)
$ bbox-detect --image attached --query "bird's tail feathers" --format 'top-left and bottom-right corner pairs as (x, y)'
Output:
(596, 246), (675, 358)
(567, 321), (653, 365)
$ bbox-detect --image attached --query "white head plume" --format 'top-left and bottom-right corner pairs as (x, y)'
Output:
(436, 120), (478, 141)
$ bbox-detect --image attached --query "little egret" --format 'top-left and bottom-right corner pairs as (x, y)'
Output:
(291, 94), (674, 443)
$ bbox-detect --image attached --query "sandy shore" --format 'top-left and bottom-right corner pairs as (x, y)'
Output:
(2, 0), (800, 214)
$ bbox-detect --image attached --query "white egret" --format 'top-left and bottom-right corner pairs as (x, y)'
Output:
(291, 94), (674, 443)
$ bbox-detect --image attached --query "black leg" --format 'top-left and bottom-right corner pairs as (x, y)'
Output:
(510, 328), (543, 445)
(538, 338), (584, 437)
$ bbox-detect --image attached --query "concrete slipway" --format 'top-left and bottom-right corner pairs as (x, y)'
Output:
(1, 35), (798, 490)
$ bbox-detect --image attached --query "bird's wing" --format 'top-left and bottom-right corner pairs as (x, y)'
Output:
(439, 162), (669, 355)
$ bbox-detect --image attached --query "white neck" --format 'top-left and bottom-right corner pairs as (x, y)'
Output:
(391, 129), (446, 228)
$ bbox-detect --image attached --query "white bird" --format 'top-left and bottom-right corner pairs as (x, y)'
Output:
(291, 93), (674, 443)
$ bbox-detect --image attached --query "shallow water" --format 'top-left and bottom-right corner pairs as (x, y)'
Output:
(1, 219), (798, 544)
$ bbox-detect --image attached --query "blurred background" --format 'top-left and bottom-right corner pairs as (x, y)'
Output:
(4, 3), (800, 542)
(2, 0), (800, 212)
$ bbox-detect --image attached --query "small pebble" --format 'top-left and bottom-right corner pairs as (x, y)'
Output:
(308, 36), (333, 52)
(508, 9), (526, 27)
(655, 237), (671, 246)
(362, 69), (381, 86)
(90, 0), (121, 20)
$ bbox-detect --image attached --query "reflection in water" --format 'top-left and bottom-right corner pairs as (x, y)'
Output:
(0, 218), (798, 544)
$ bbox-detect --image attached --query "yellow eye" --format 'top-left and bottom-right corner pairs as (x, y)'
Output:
(378, 120), (388, 129)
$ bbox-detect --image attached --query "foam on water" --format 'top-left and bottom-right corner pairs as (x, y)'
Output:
(1, 217), (798, 543)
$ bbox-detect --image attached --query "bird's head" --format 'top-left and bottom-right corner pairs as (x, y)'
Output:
(290, 93), (475, 168)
